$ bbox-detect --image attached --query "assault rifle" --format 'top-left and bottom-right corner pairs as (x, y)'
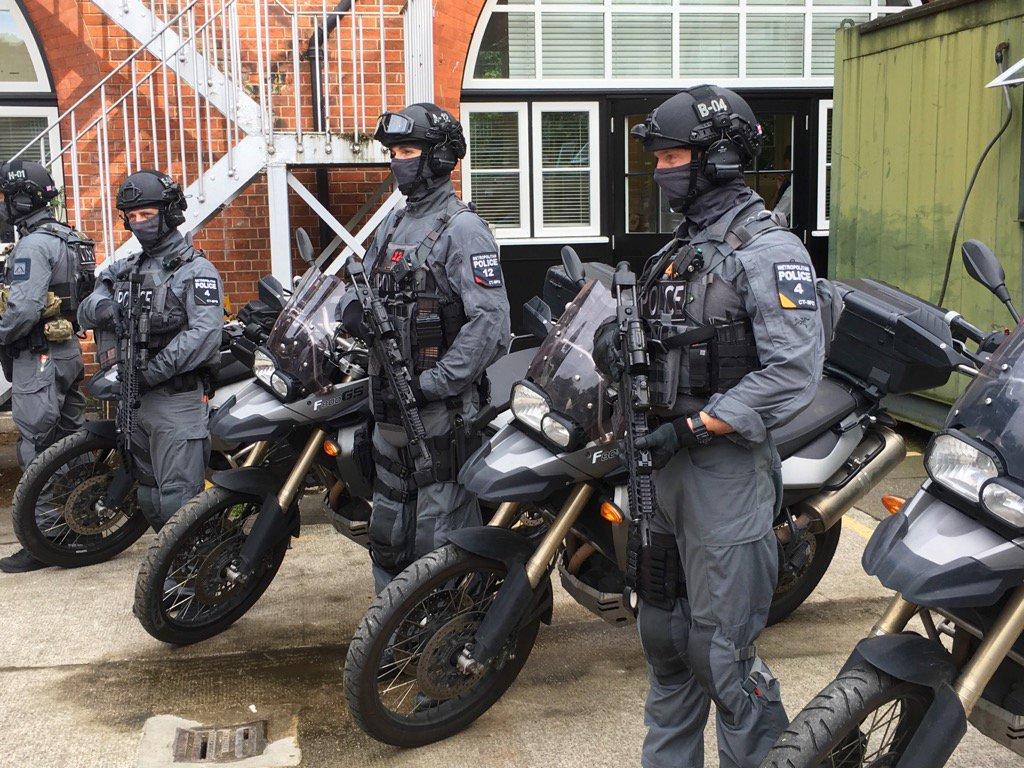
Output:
(613, 261), (658, 612)
(345, 258), (435, 487)
(103, 273), (150, 507)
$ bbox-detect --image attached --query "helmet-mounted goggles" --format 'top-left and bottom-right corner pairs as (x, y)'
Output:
(374, 112), (418, 143)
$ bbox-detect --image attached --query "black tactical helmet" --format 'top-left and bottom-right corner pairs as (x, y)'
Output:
(115, 169), (187, 238)
(374, 103), (466, 181)
(631, 85), (763, 176)
(0, 159), (60, 222)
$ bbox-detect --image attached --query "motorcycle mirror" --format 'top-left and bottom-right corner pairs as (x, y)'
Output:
(561, 246), (586, 288)
(257, 275), (288, 311)
(523, 296), (553, 339)
(962, 240), (1021, 323)
(295, 228), (315, 264)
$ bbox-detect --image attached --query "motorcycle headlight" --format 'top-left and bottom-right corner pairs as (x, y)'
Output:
(511, 381), (549, 431)
(925, 432), (999, 502)
(981, 479), (1024, 529)
(253, 348), (275, 387)
(270, 372), (291, 399)
(541, 414), (571, 448)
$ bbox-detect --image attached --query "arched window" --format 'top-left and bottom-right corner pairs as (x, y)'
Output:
(465, 0), (921, 89)
(0, 0), (60, 242)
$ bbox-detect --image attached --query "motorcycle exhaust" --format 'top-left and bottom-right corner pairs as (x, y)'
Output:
(795, 425), (906, 533)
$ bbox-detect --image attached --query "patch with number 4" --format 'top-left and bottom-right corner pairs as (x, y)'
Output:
(774, 262), (816, 310)
(470, 252), (503, 289)
(193, 276), (220, 306)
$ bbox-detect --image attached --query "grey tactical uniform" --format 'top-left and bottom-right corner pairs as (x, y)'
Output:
(0, 208), (85, 468)
(638, 188), (823, 768)
(339, 180), (511, 591)
(79, 230), (222, 528)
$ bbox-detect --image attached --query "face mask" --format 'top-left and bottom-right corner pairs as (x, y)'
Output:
(129, 215), (165, 250)
(653, 164), (712, 213)
(391, 156), (424, 196)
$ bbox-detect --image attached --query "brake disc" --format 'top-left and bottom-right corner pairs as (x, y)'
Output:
(416, 614), (482, 700)
(194, 539), (243, 606)
(63, 474), (128, 535)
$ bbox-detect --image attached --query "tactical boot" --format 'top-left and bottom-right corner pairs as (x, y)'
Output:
(0, 548), (49, 573)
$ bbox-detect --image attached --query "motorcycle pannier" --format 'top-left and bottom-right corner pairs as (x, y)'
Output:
(828, 279), (960, 395)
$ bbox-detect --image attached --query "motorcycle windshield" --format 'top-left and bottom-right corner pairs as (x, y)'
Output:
(264, 267), (347, 394)
(525, 279), (616, 442)
(949, 323), (1024, 478)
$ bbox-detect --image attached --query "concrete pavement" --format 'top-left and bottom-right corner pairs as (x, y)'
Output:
(0, 457), (1018, 767)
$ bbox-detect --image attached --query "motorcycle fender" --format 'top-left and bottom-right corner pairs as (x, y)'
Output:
(445, 527), (554, 627)
(843, 635), (966, 768)
(83, 419), (117, 442)
(210, 466), (281, 497)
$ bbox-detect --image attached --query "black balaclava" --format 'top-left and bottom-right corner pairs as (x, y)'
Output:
(683, 177), (752, 232)
(129, 215), (165, 250)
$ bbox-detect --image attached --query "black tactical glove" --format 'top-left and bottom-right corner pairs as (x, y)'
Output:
(633, 415), (704, 454)
(338, 299), (371, 341)
(592, 320), (624, 381)
(94, 299), (118, 331)
(410, 379), (431, 406)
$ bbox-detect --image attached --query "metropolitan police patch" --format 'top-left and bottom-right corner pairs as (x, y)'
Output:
(774, 262), (817, 311)
(11, 258), (30, 283)
(193, 276), (220, 306)
(470, 252), (503, 288)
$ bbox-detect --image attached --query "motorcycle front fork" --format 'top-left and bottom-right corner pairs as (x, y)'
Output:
(485, 483), (595, 588)
(875, 587), (1024, 715)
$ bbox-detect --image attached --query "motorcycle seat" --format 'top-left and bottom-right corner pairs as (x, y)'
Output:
(770, 377), (862, 460)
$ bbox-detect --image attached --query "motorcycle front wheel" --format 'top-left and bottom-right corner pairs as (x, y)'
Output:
(12, 429), (148, 567)
(344, 544), (540, 747)
(762, 659), (933, 768)
(133, 487), (289, 645)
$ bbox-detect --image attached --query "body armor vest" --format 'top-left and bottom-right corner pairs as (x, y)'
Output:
(368, 204), (469, 383)
(31, 222), (96, 317)
(114, 259), (190, 354)
(640, 201), (784, 415)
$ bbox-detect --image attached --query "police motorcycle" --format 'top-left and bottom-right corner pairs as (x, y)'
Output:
(761, 243), (1024, 768)
(8, 274), (288, 569)
(132, 228), (540, 646)
(342, 246), (966, 747)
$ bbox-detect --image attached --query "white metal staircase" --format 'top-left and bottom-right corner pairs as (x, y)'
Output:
(11, 0), (423, 282)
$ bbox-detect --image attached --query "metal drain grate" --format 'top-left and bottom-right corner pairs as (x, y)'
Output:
(172, 720), (268, 763)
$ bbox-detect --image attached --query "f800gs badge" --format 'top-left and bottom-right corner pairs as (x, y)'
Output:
(591, 446), (621, 464)
(312, 382), (367, 411)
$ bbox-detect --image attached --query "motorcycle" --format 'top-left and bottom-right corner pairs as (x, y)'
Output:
(131, 229), (538, 646)
(8, 274), (289, 569)
(761, 241), (1024, 768)
(342, 247), (962, 747)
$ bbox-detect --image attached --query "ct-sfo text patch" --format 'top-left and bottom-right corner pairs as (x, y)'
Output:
(774, 262), (816, 310)
(193, 276), (220, 306)
(470, 252), (503, 288)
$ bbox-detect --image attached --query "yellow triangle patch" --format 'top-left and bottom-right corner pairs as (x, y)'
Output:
(779, 293), (797, 309)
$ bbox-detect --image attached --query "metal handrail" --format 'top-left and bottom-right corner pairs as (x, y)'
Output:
(9, 0), (206, 165)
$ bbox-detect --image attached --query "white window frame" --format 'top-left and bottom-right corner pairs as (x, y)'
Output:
(815, 99), (833, 234)
(461, 102), (531, 239)
(0, 0), (52, 93)
(531, 101), (601, 238)
(1, 106), (63, 244)
(463, 0), (922, 91)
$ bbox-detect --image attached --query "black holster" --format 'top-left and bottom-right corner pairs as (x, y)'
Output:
(635, 530), (685, 611)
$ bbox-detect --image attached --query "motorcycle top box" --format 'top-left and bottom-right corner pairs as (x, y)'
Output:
(830, 278), (961, 395)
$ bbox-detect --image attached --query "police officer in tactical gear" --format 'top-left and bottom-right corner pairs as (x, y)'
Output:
(594, 86), (824, 767)
(79, 170), (223, 530)
(338, 103), (511, 591)
(0, 159), (89, 573)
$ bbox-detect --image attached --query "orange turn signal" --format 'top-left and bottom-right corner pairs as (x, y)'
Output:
(881, 495), (906, 515)
(600, 501), (624, 525)
(323, 439), (340, 457)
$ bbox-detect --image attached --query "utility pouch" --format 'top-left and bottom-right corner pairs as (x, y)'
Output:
(683, 343), (711, 395)
(41, 291), (62, 320)
(0, 285), (9, 316)
(43, 317), (74, 343)
(636, 530), (684, 611)
(649, 347), (681, 410)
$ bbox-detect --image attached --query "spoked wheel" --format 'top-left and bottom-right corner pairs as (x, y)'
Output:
(763, 660), (934, 768)
(133, 487), (289, 645)
(345, 544), (540, 747)
(11, 429), (147, 567)
(768, 521), (843, 626)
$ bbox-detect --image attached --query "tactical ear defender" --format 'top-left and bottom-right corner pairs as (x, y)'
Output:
(425, 118), (466, 177)
(699, 112), (758, 182)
